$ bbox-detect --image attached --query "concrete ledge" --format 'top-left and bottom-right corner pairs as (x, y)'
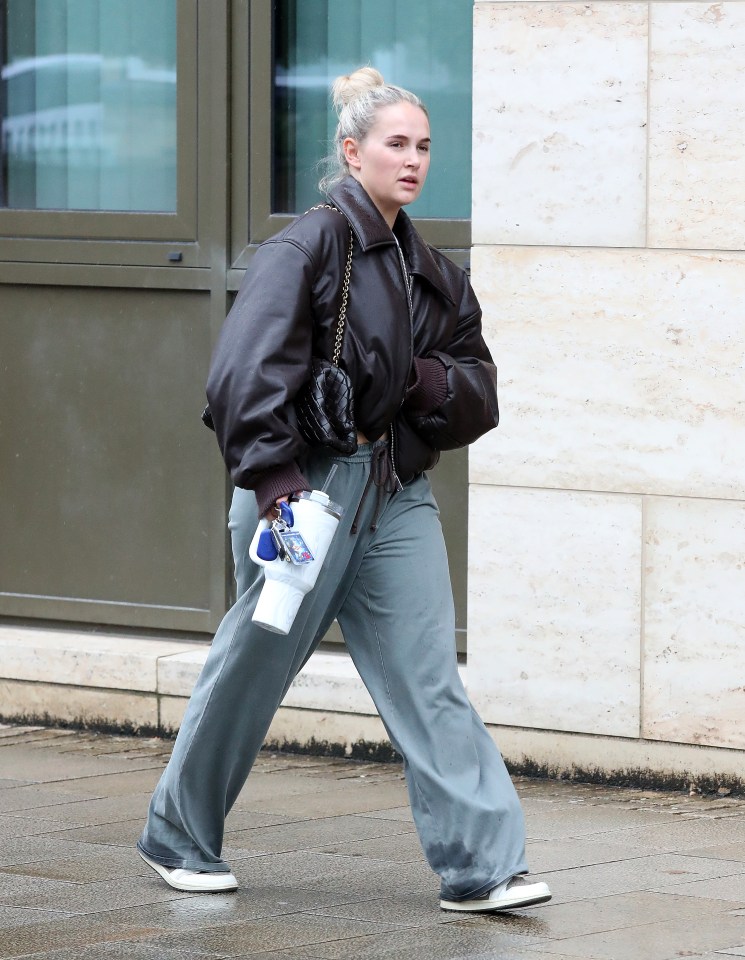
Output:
(155, 645), (380, 716)
(265, 706), (389, 750)
(489, 725), (745, 785)
(0, 625), (202, 693)
(0, 627), (385, 730)
(0, 678), (159, 730)
(1, 625), (743, 788)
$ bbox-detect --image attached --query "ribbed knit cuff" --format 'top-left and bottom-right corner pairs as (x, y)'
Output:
(404, 356), (448, 416)
(253, 462), (311, 519)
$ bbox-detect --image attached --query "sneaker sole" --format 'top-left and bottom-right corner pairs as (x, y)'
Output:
(138, 849), (238, 893)
(440, 889), (552, 912)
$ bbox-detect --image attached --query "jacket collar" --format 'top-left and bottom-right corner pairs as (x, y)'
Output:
(327, 176), (456, 305)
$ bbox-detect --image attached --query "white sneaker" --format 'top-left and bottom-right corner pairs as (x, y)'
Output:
(440, 875), (552, 912)
(139, 849), (238, 893)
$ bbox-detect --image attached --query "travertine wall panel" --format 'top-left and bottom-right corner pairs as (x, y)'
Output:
(470, 245), (745, 500)
(467, 485), (641, 737)
(643, 497), (745, 749)
(649, 2), (745, 250)
(472, 2), (648, 247)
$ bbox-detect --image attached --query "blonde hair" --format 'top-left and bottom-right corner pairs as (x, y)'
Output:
(318, 67), (428, 193)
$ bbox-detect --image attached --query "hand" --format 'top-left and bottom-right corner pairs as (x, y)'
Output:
(264, 495), (291, 524)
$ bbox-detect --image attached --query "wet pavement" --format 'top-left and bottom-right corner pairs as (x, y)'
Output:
(0, 723), (743, 959)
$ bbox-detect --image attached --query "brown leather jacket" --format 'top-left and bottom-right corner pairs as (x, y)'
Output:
(205, 176), (499, 510)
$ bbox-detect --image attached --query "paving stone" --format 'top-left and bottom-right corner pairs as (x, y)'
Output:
(303, 891), (501, 928)
(47, 767), (167, 798)
(289, 917), (541, 959)
(0, 875), (82, 904)
(6, 793), (152, 827)
(0, 876), (196, 913)
(0, 727), (76, 745)
(359, 805), (414, 823)
(222, 810), (297, 832)
(520, 797), (682, 841)
(476, 952), (606, 960)
(652, 872), (745, 904)
(0, 906), (77, 929)
(101, 885), (390, 928)
(0, 844), (149, 883)
(0, 836), (109, 869)
(224, 814), (416, 857)
(0, 744), (166, 784)
(236, 850), (435, 897)
(307, 830), (425, 863)
(228, 953), (325, 960)
(221, 849), (399, 882)
(1, 726), (745, 960)
(539, 853), (745, 903)
(535, 910), (745, 960)
(0, 780), (32, 791)
(525, 837), (657, 874)
(511, 891), (736, 941)
(135, 912), (407, 956)
(0, 786), (105, 815)
(0, 913), (164, 959)
(40, 817), (144, 846)
(236, 781), (408, 818)
(0, 815), (87, 840)
(14, 945), (225, 960)
(682, 843), (745, 863)
(585, 817), (745, 853)
(254, 755), (401, 782)
(222, 953), (321, 960)
(233, 773), (351, 805)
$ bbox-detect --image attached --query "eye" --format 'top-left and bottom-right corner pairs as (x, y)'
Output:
(418, 143), (430, 153)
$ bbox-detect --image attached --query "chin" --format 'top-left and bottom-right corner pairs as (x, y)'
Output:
(397, 189), (420, 206)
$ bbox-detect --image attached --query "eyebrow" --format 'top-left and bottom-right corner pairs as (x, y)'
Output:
(386, 134), (431, 142)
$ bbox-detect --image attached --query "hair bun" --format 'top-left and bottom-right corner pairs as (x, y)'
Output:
(332, 67), (385, 111)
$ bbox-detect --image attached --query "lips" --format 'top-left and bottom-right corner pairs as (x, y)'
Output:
(399, 176), (418, 186)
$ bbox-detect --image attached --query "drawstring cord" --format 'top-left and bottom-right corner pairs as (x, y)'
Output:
(350, 444), (397, 534)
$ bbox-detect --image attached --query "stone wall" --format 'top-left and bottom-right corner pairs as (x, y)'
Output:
(468, 1), (745, 767)
(2, 2), (743, 785)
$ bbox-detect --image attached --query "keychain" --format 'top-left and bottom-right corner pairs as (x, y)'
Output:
(256, 501), (314, 565)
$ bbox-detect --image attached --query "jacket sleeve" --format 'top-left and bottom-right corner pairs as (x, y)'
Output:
(404, 270), (499, 451)
(205, 238), (316, 490)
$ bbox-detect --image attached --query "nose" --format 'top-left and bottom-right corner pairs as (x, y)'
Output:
(405, 148), (420, 168)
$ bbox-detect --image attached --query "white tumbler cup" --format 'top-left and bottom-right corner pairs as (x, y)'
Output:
(248, 490), (343, 635)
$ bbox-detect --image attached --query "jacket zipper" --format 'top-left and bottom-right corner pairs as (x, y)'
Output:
(390, 236), (414, 492)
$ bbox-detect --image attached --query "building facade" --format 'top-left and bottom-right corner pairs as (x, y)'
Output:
(1, 1), (743, 785)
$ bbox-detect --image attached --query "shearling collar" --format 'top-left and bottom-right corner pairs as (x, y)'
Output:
(327, 176), (456, 305)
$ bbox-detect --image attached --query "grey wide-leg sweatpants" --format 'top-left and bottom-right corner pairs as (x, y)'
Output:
(138, 441), (528, 901)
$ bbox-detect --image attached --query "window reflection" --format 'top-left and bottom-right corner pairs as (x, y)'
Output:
(273, 0), (473, 219)
(1, 0), (177, 212)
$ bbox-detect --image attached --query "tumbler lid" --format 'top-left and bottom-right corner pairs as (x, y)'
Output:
(295, 489), (343, 520)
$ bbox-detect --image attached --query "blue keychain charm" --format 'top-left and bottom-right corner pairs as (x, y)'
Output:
(256, 500), (301, 562)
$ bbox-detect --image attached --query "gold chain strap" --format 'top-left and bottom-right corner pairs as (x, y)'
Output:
(308, 203), (354, 366)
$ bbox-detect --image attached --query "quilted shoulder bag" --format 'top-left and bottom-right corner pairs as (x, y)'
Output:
(294, 205), (357, 456)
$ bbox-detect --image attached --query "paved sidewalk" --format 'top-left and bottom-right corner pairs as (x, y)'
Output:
(0, 725), (743, 960)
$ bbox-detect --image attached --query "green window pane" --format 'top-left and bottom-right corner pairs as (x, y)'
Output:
(0, 0), (177, 212)
(273, 0), (472, 218)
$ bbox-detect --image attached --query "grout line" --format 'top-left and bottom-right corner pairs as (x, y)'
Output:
(646, 0), (652, 250)
(467, 483), (745, 507)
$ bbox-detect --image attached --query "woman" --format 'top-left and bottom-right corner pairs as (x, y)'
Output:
(137, 67), (551, 914)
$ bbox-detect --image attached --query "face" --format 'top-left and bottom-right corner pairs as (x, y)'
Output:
(344, 102), (431, 226)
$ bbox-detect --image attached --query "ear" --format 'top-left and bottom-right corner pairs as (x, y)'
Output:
(343, 137), (362, 171)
